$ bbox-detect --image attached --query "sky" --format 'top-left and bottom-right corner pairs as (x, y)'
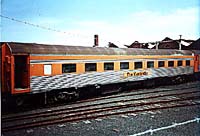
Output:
(1, 0), (200, 47)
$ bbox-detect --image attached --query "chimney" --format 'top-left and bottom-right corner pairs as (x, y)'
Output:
(156, 42), (159, 50)
(179, 35), (182, 50)
(94, 34), (99, 47)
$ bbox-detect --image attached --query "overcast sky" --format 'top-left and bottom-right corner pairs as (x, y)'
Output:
(1, 0), (200, 47)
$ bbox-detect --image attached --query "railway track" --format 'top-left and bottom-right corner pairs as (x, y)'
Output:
(2, 89), (199, 122)
(2, 85), (200, 132)
(75, 84), (200, 104)
(2, 83), (199, 119)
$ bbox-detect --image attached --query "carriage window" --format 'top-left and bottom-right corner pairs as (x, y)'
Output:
(134, 62), (143, 69)
(104, 62), (114, 70)
(186, 60), (190, 66)
(62, 64), (76, 73)
(178, 61), (182, 66)
(85, 63), (96, 72)
(44, 64), (52, 75)
(120, 62), (129, 70)
(158, 61), (165, 67)
(168, 61), (174, 67)
(147, 61), (154, 68)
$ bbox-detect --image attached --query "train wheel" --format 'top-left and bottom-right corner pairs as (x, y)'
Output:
(57, 92), (67, 101)
(172, 76), (185, 84)
(56, 91), (79, 102)
(15, 96), (25, 106)
(73, 91), (79, 100)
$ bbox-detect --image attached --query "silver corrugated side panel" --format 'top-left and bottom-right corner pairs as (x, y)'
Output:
(30, 66), (194, 93)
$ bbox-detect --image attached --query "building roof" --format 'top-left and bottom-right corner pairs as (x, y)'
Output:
(186, 38), (200, 50)
(148, 37), (194, 49)
(125, 37), (195, 50)
(108, 42), (119, 48)
(125, 41), (148, 48)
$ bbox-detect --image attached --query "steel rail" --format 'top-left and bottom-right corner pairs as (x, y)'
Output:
(2, 95), (200, 132)
(2, 89), (199, 122)
(2, 85), (199, 121)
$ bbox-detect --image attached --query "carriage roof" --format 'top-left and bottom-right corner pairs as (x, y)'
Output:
(4, 42), (193, 56)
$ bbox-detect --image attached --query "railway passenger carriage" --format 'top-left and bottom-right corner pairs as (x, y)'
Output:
(1, 42), (200, 105)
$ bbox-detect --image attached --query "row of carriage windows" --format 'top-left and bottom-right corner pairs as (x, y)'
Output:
(62, 60), (191, 73)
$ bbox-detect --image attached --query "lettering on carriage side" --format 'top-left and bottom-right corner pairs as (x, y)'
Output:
(123, 71), (149, 78)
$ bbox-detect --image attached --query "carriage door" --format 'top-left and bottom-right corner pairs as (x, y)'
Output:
(194, 55), (199, 72)
(14, 55), (30, 89)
